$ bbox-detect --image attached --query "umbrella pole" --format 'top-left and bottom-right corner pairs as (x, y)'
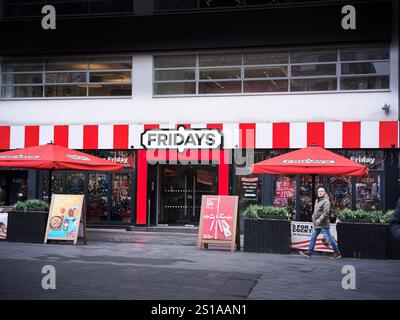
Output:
(48, 169), (53, 204)
(311, 174), (316, 216)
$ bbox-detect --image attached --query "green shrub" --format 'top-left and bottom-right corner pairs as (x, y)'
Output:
(0, 201), (4, 207)
(14, 199), (49, 212)
(243, 204), (289, 220)
(382, 210), (395, 224)
(337, 208), (384, 223)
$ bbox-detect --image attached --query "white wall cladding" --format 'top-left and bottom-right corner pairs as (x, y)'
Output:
(0, 45), (398, 126)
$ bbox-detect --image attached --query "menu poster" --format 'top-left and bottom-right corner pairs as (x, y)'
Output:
(198, 195), (239, 252)
(241, 177), (259, 201)
(0, 212), (7, 239)
(44, 194), (85, 245)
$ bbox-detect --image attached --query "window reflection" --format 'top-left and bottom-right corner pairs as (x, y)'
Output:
(87, 173), (108, 222)
(356, 175), (381, 211)
(328, 176), (352, 218)
(273, 175), (296, 220)
(299, 175), (323, 222)
(111, 173), (131, 222)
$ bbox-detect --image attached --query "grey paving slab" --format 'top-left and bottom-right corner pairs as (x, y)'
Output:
(0, 230), (399, 300)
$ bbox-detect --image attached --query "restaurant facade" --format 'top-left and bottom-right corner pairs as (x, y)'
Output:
(0, 0), (398, 227)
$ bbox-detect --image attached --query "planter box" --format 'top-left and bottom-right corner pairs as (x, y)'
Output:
(336, 222), (388, 259)
(387, 225), (400, 260)
(7, 211), (49, 243)
(244, 218), (291, 254)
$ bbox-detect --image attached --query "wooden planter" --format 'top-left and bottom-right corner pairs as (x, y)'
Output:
(387, 225), (400, 260)
(6, 210), (49, 243)
(244, 218), (291, 254)
(336, 222), (388, 259)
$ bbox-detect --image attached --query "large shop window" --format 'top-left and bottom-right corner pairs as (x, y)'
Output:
(236, 149), (386, 222)
(1, 56), (132, 98)
(40, 150), (135, 224)
(153, 44), (389, 95)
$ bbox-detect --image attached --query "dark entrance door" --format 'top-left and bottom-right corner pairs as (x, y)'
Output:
(157, 164), (218, 225)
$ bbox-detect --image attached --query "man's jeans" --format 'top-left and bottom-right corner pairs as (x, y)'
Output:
(308, 227), (340, 253)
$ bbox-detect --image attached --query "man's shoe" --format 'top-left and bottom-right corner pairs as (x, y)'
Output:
(299, 250), (312, 258)
(329, 252), (342, 260)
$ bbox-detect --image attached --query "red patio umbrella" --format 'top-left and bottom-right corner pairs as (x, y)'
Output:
(251, 146), (368, 176)
(0, 143), (123, 201)
(251, 146), (368, 213)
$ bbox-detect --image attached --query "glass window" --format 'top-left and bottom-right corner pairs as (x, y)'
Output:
(243, 80), (288, 93)
(355, 175), (381, 211)
(340, 76), (389, 90)
(328, 176), (352, 217)
(273, 175), (296, 220)
(243, 52), (288, 65)
(88, 84), (132, 96)
(244, 66), (288, 78)
(111, 173), (132, 222)
(3, 73), (43, 85)
(89, 71), (131, 83)
(46, 59), (88, 71)
(154, 82), (196, 95)
(2, 85), (43, 98)
(199, 53), (241, 67)
(46, 72), (86, 84)
(66, 173), (85, 195)
(290, 78), (337, 91)
(2, 56), (132, 98)
(2, 60), (43, 72)
(200, 68), (241, 80)
(155, 69), (195, 81)
(87, 173), (109, 222)
(341, 62), (390, 75)
(291, 50), (337, 63)
(299, 175), (324, 222)
(340, 47), (389, 61)
(199, 81), (241, 94)
(291, 64), (336, 77)
(154, 55), (196, 68)
(45, 85), (87, 97)
(89, 57), (132, 70)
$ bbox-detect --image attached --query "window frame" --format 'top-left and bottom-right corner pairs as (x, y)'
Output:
(0, 55), (133, 100)
(152, 44), (391, 97)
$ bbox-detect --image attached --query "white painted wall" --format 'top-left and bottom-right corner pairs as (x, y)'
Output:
(0, 43), (398, 126)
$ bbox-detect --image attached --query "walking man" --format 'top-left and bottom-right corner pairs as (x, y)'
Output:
(300, 187), (341, 259)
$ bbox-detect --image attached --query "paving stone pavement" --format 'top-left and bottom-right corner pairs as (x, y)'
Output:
(0, 229), (399, 300)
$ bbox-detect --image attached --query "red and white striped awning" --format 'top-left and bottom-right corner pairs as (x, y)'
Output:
(0, 121), (398, 150)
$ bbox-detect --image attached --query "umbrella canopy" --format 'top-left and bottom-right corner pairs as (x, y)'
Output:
(0, 144), (123, 171)
(251, 146), (368, 176)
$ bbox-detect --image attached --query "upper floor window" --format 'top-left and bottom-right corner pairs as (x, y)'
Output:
(153, 45), (390, 96)
(1, 56), (132, 98)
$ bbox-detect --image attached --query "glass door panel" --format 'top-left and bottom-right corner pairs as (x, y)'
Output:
(159, 165), (187, 224)
(111, 173), (131, 222)
(192, 166), (218, 223)
(87, 173), (109, 222)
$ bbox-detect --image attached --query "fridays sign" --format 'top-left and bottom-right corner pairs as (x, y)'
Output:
(141, 126), (223, 152)
(291, 221), (338, 253)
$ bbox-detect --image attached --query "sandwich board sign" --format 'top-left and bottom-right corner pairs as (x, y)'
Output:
(198, 195), (239, 252)
(44, 194), (87, 245)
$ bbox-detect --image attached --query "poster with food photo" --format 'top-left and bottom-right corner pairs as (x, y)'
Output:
(44, 194), (84, 243)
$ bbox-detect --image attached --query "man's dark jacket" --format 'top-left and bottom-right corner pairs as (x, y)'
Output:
(391, 198), (400, 239)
